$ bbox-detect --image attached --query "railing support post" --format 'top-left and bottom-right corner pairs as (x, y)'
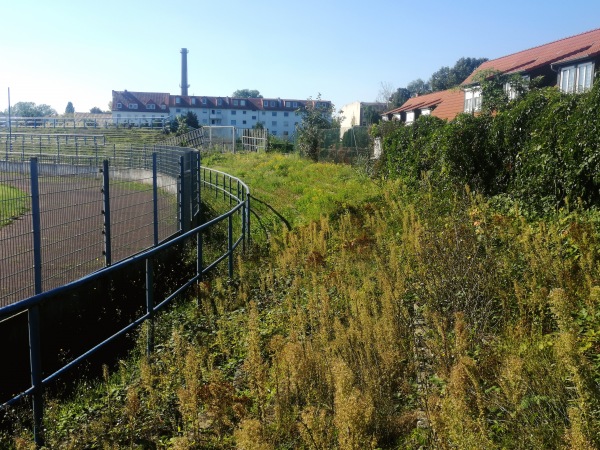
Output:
(146, 257), (154, 356)
(29, 157), (44, 447)
(228, 215), (234, 278)
(102, 160), (112, 266)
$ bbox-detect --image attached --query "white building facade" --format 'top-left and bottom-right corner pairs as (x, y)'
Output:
(111, 90), (332, 139)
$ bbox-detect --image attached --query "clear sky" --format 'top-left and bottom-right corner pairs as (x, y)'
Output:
(1, 0), (599, 116)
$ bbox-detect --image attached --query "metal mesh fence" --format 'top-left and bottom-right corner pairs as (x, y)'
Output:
(0, 140), (188, 307)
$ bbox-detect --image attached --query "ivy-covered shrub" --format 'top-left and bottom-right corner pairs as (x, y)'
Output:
(378, 82), (600, 215)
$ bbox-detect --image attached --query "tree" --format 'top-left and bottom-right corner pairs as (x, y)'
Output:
(406, 78), (431, 96)
(389, 88), (411, 108)
(232, 89), (262, 98)
(3, 102), (57, 117)
(362, 105), (382, 126)
(65, 102), (75, 114)
(89, 107), (103, 114)
(429, 57), (489, 92)
(296, 94), (334, 162)
(183, 111), (199, 129)
(376, 81), (395, 109)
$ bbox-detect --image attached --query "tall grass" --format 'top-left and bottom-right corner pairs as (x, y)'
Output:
(5, 154), (600, 449)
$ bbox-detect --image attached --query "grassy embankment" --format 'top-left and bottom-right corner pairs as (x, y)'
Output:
(5, 149), (600, 449)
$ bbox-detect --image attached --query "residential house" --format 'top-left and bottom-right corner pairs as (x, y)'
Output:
(381, 89), (464, 124)
(111, 90), (332, 139)
(383, 27), (600, 123)
(461, 27), (600, 113)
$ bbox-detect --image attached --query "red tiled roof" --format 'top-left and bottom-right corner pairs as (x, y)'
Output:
(462, 28), (600, 85)
(384, 89), (464, 122)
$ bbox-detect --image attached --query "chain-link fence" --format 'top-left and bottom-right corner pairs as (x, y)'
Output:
(0, 139), (191, 306)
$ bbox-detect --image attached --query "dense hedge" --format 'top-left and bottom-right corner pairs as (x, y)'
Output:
(378, 83), (600, 214)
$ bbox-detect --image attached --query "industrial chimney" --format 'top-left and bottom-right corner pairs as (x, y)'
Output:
(180, 48), (190, 96)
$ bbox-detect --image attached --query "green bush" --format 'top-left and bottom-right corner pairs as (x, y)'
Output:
(381, 83), (600, 215)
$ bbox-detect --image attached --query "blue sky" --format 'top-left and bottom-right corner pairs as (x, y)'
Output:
(1, 0), (599, 116)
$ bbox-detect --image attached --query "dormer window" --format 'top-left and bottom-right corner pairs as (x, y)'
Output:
(147, 104), (156, 110)
(464, 88), (482, 113)
(240, 100), (246, 106)
(559, 61), (594, 93)
(233, 99), (239, 106)
(202, 98), (207, 104)
(217, 98), (223, 106)
(161, 104), (166, 110)
(175, 97), (181, 104)
(191, 98), (196, 105)
(128, 103), (138, 110)
(263, 100), (269, 108)
(117, 102), (122, 109)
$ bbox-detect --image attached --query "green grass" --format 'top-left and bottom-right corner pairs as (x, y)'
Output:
(0, 184), (28, 226)
(202, 151), (381, 230)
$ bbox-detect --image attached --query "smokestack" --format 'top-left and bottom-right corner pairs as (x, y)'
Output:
(180, 48), (190, 96)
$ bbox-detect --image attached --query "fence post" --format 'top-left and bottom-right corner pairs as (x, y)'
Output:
(146, 257), (154, 356)
(152, 153), (159, 246)
(247, 193), (251, 248)
(29, 157), (44, 447)
(228, 214), (234, 278)
(102, 160), (112, 266)
(179, 153), (191, 232)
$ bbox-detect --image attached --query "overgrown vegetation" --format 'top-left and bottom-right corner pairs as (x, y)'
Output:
(4, 83), (600, 448)
(376, 82), (600, 216)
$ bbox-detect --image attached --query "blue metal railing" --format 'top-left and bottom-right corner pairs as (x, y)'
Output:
(0, 154), (250, 447)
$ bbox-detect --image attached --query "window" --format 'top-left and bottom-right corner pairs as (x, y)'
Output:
(252, 115), (256, 120)
(217, 98), (223, 106)
(243, 120), (247, 125)
(464, 88), (482, 113)
(283, 131), (289, 136)
(262, 111), (265, 115)
(283, 121), (289, 127)
(161, 104), (166, 110)
(285, 101), (292, 107)
(240, 100), (246, 106)
(263, 100), (269, 107)
(560, 61), (594, 93)
(128, 103), (138, 109)
(272, 131), (277, 135)
(272, 121), (277, 126)
(293, 102), (298, 108)
(233, 99), (239, 106)
(271, 101), (276, 107)
(117, 102), (122, 109)
(243, 110), (247, 114)
(147, 104), (156, 110)
(203, 110), (207, 114)
(284, 112), (289, 117)
(231, 120), (237, 125)
(231, 110), (237, 115)
(217, 110), (222, 114)
(191, 98), (196, 105)
(176, 97), (181, 104)
(176, 108), (181, 113)
(202, 98), (207, 104)
(272, 112), (277, 116)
